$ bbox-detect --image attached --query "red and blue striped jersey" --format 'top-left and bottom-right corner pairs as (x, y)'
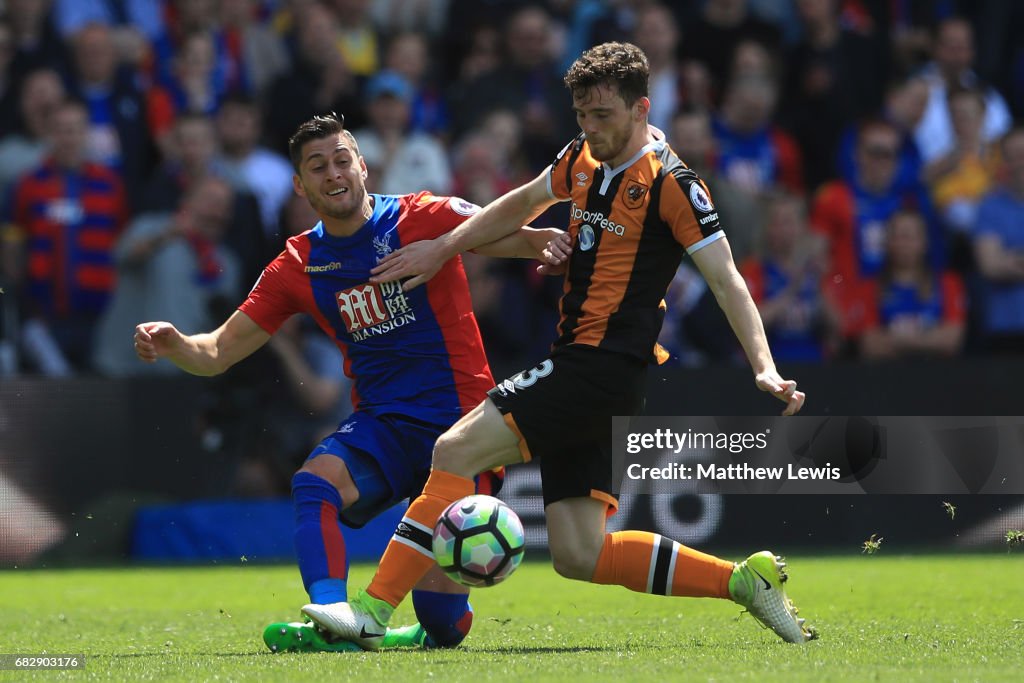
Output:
(12, 159), (127, 318)
(239, 192), (493, 426)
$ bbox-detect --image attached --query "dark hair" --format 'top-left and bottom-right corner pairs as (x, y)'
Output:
(287, 112), (359, 173)
(220, 90), (258, 110)
(564, 42), (649, 106)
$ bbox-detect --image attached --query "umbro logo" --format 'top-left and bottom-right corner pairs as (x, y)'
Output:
(576, 171), (588, 186)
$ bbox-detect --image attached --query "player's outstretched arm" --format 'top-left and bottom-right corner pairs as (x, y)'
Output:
(370, 169), (558, 290)
(690, 238), (806, 416)
(472, 227), (572, 275)
(134, 310), (272, 377)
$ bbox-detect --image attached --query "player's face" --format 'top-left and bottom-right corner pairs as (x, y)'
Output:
(572, 83), (647, 166)
(294, 133), (368, 223)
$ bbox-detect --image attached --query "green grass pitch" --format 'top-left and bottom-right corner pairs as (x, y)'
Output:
(2, 554), (1022, 681)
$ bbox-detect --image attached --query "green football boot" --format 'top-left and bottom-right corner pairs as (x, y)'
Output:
(263, 621), (362, 653)
(729, 551), (817, 643)
(263, 619), (429, 653)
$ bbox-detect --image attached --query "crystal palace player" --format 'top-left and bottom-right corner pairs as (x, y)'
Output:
(302, 43), (816, 649)
(133, 113), (567, 653)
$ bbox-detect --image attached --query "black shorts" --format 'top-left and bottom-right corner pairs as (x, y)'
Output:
(486, 345), (647, 510)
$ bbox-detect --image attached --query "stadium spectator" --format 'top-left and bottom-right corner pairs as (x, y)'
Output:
(146, 30), (228, 153)
(740, 192), (841, 363)
(478, 108), (533, 185)
(5, 0), (72, 88)
(52, 0), (162, 69)
(811, 119), (942, 335)
(657, 261), (735, 367)
(974, 2), (1024, 118)
(886, 0), (941, 78)
(218, 0), (291, 98)
(382, 31), (449, 137)
(94, 176), (241, 376)
(0, 21), (20, 136)
(354, 71), (452, 196)
(728, 37), (776, 83)
(149, 0), (224, 89)
(140, 114), (268, 286)
(913, 17), (1012, 164)
(329, 0), (380, 78)
(711, 73), (804, 196)
(670, 106), (761, 264)
(264, 1), (364, 153)
(216, 93), (294, 244)
(450, 130), (514, 208)
(860, 209), (966, 359)
(631, 3), (682, 134)
(447, 4), (576, 168)
(677, 0), (782, 98)
(450, 21), (500, 83)
(972, 127), (1024, 352)
(0, 67), (64, 199)
(438, 0), (520, 82)
(924, 87), (1001, 238)
(836, 75), (928, 195)
(5, 98), (127, 375)
(67, 23), (153, 206)
(140, 113), (226, 214)
(783, 0), (886, 190)
(369, 0), (450, 38)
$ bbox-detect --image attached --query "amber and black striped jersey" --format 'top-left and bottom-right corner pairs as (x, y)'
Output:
(546, 129), (724, 363)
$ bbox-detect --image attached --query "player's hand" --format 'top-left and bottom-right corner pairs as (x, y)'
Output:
(369, 238), (447, 291)
(536, 229), (572, 276)
(755, 371), (806, 416)
(134, 321), (183, 363)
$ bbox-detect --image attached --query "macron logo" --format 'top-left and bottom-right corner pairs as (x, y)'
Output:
(305, 262), (343, 273)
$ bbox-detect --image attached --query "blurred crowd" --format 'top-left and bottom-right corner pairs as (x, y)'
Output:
(1, 0), (1024, 394)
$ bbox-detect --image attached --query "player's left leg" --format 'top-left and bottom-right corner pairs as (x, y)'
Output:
(546, 496), (734, 595)
(409, 566), (474, 648)
(543, 496), (815, 643)
(378, 568), (475, 649)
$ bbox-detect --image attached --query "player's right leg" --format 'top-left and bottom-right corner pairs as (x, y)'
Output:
(302, 399), (521, 649)
(291, 447), (360, 608)
(271, 419), (443, 653)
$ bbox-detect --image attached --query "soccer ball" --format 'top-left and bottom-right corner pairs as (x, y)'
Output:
(432, 495), (525, 587)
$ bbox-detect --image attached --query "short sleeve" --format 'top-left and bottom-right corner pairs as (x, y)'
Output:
(660, 167), (723, 253)
(401, 191), (482, 241)
(546, 134), (584, 201)
(237, 248), (301, 334)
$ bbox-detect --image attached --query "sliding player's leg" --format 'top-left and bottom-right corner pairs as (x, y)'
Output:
(302, 399), (522, 649)
(378, 567), (476, 649)
(269, 414), (468, 652)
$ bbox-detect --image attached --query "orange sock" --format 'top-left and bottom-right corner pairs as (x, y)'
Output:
(591, 531), (733, 599)
(366, 469), (475, 608)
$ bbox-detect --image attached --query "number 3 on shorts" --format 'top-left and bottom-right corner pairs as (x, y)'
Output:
(511, 360), (554, 389)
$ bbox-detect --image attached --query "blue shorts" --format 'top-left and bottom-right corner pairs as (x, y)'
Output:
(307, 412), (503, 528)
